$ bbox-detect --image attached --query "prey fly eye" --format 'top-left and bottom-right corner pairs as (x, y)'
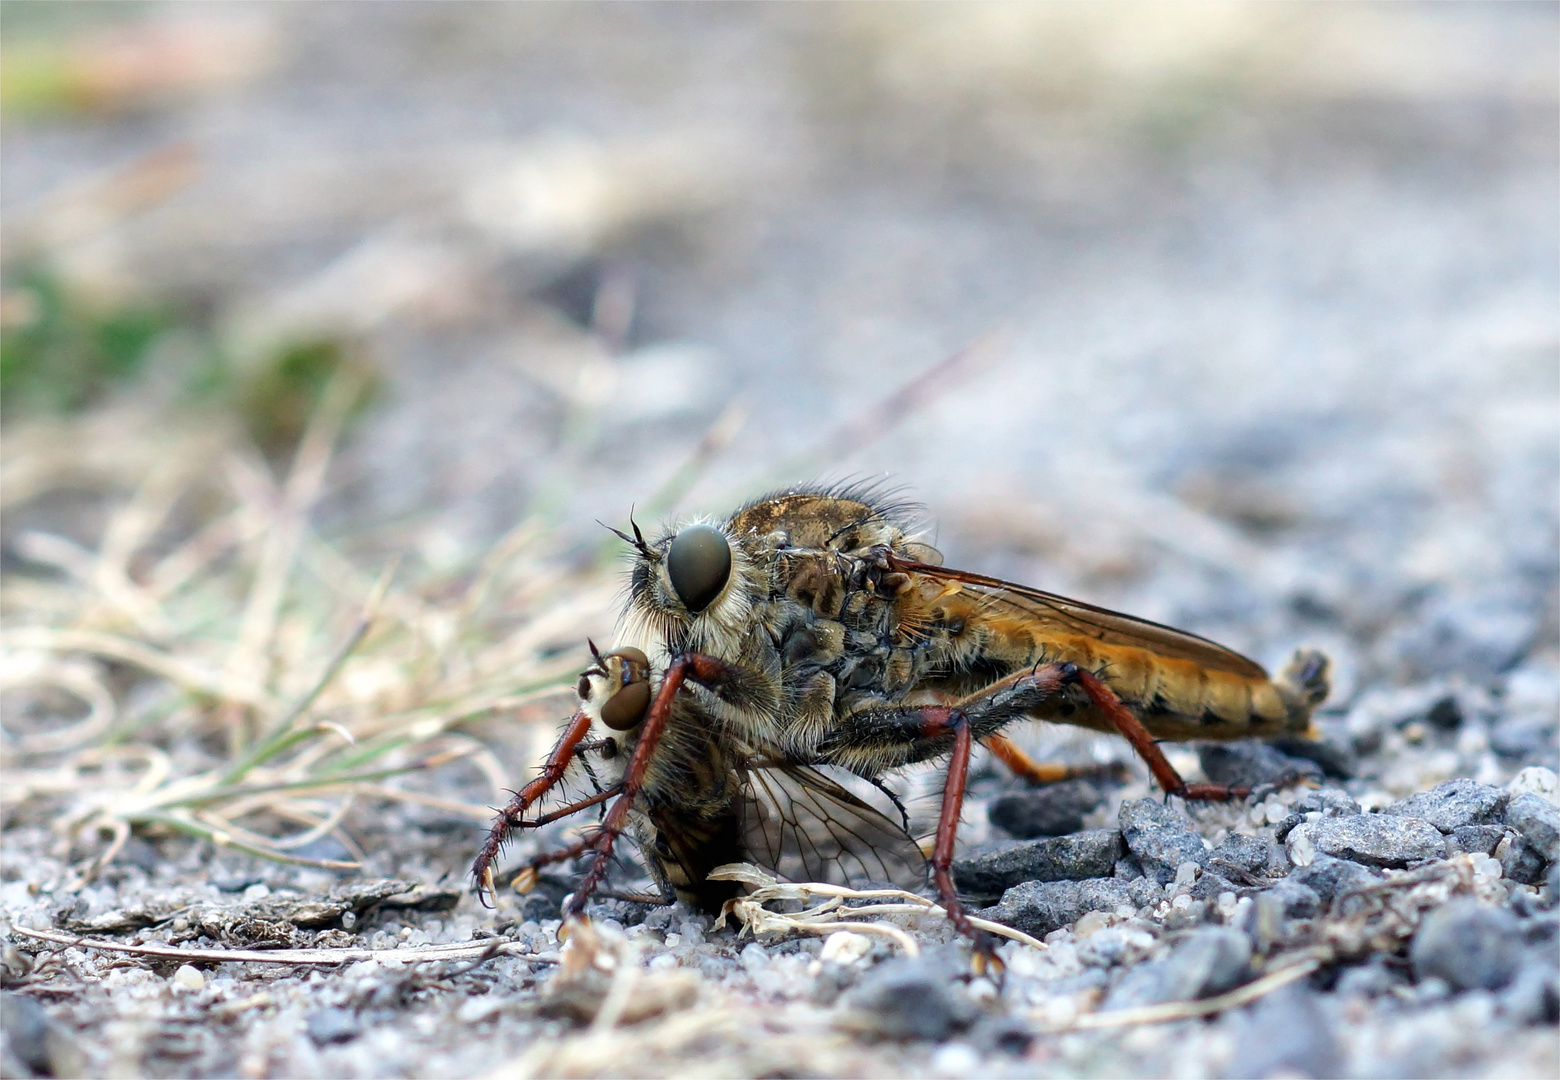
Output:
(666, 525), (732, 614)
(600, 647), (651, 731)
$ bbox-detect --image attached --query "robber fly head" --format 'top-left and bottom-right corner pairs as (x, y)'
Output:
(608, 512), (758, 656)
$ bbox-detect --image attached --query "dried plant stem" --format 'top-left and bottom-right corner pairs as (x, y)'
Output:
(9, 925), (558, 967)
(1054, 957), (1322, 1030)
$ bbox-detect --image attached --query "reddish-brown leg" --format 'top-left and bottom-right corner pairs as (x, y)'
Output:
(472, 707), (595, 904)
(564, 652), (733, 919)
(984, 732), (1127, 786)
(1072, 668), (1251, 801)
(926, 708), (1002, 975)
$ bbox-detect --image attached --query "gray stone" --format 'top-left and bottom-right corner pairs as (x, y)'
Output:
(1288, 854), (1381, 905)
(1, 993), (50, 1076)
(976, 877), (1160, 937)
(952, 829), (1120, 898)
(1209, 832), (1271, 875)
(841, 958), (975, 1041)
(987, 779), (1103, 839)
(1264, 880), (1322, 918)
(1189, 870), (1242, 902)
(1491, 712), (1558, 759)
(1270, 735), (1357, 779)
(1292, 788), (1361, 817)
(306, 1007), (361, 1045)
(1119, 799), (1208, 884)
(1504, 793), (1560, 863)
(1501, 954), (1560, 1026)
(1224, 983), (1342, 1079)
(1198, 741), (1320, 788)
(1451, 824), (1506, 855)
(1383, 779), (1508, 833)
(1298, 813), (1445, 869)
(1103, 927), (1251, 1010)
(1410, 899), (1523, 991)
(1498, 832), (1548, 885)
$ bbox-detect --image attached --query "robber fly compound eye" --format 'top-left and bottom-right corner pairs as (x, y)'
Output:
(666, 525), (731, 614)
(599, 647), (652, 730)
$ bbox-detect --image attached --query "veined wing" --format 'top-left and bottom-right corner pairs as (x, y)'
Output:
(740, 765), (928, 892)
(886, 555), (1268, 679)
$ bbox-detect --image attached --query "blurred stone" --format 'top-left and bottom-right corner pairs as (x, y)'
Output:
(1292, 788), (1361, 817)
(1291, 814), (1444, 870)
(1501, 956), (1560, 1026)
(976, 877), (1160, 937)
(1287, 854), (1382, 905)
(1270, 735), (1356, 779)
(953, 830), (1120, 898)
(840, 958), (975, 1042)
(1506, 766), (1559, 804)
(1263, 880), (1322, 918)
(1209, 832), (1272, 875)
(0, 991), (81, 1079)
(1119, 799), (1207, 885)
(1224, 983), (1342, 1079)
(1410, 899), (1523, 992)
(1199, 741), (1320, 788)
(1103, 926), (1250, 1010)
(1425, 694), (1464, 729)
(1383, 779), (1508, 833)
(1451, 825), (1505, 856)
(1504, 793), (1560, 863)
(1190, 870), (1243, 902)
(1497, 833), (1548, 886)
(987, 779), (1102, 839)
(306, 1007), (361, 1045)
(1490, 712), (1559, 759)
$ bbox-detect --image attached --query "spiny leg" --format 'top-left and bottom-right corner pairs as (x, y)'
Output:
(983, 732), (1127, 787)
(1071, 668), (1253, 801)
(822, 663), (1080, 973)
(472, 708), (595, 905)
(564, 652), (740, 921)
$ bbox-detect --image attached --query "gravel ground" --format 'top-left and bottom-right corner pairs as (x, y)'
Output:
(2, 4), (1557, 1078)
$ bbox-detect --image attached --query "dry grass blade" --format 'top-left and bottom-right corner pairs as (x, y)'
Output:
(1051, 957), (1322, 1031)
(9, 925), (557, 967)
(2, 394), (621, 881)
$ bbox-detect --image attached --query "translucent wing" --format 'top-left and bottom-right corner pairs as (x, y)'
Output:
(740, 765), (928, 892)
(889, 556), (1268, 679)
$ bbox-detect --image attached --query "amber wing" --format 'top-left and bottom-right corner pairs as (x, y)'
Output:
(887, 556), (1268, 678)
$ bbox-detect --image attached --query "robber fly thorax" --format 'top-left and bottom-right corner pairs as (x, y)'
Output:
(474, 483), (1330, 969)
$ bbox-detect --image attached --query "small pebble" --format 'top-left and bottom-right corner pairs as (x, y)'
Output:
(1383, 779), (1508, 833)
(1504, 793), (1560, 863)
(172, 965), (204, 991)
(1198, 741), (1320, 787)
(1410, 899), (1523, 991)
(1119, 800), (1207, 884)
(842, 958), (973, 1041)
(977, 877), (1160, 937)
(1506, 766), (1559, 804)
(1291, 814), (1444, 869)
(952, 829), (1121, 897)
(987, 779), (1103, 838)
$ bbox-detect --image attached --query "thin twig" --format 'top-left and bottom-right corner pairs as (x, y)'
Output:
(1052, 958), (1322, 1031)
(9, 925), (558, 967)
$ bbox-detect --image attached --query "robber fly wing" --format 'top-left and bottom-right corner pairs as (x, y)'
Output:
(891, 557), (1268, 679)
(740, 765), (928, 892)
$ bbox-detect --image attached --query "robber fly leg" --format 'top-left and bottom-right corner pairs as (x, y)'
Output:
(923, 706), (1003, 979)
(472, 708), (596, 906)
(984, 732), (1129, 787)
(1071, 668), (1253, 801)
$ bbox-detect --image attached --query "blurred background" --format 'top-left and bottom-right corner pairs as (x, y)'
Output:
(2, 3), (1556, 883)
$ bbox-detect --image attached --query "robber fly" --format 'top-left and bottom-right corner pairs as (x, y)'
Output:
(474, 483), (1329, 965)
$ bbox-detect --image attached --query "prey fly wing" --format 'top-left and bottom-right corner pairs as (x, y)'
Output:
(739, 764), (928, 891)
